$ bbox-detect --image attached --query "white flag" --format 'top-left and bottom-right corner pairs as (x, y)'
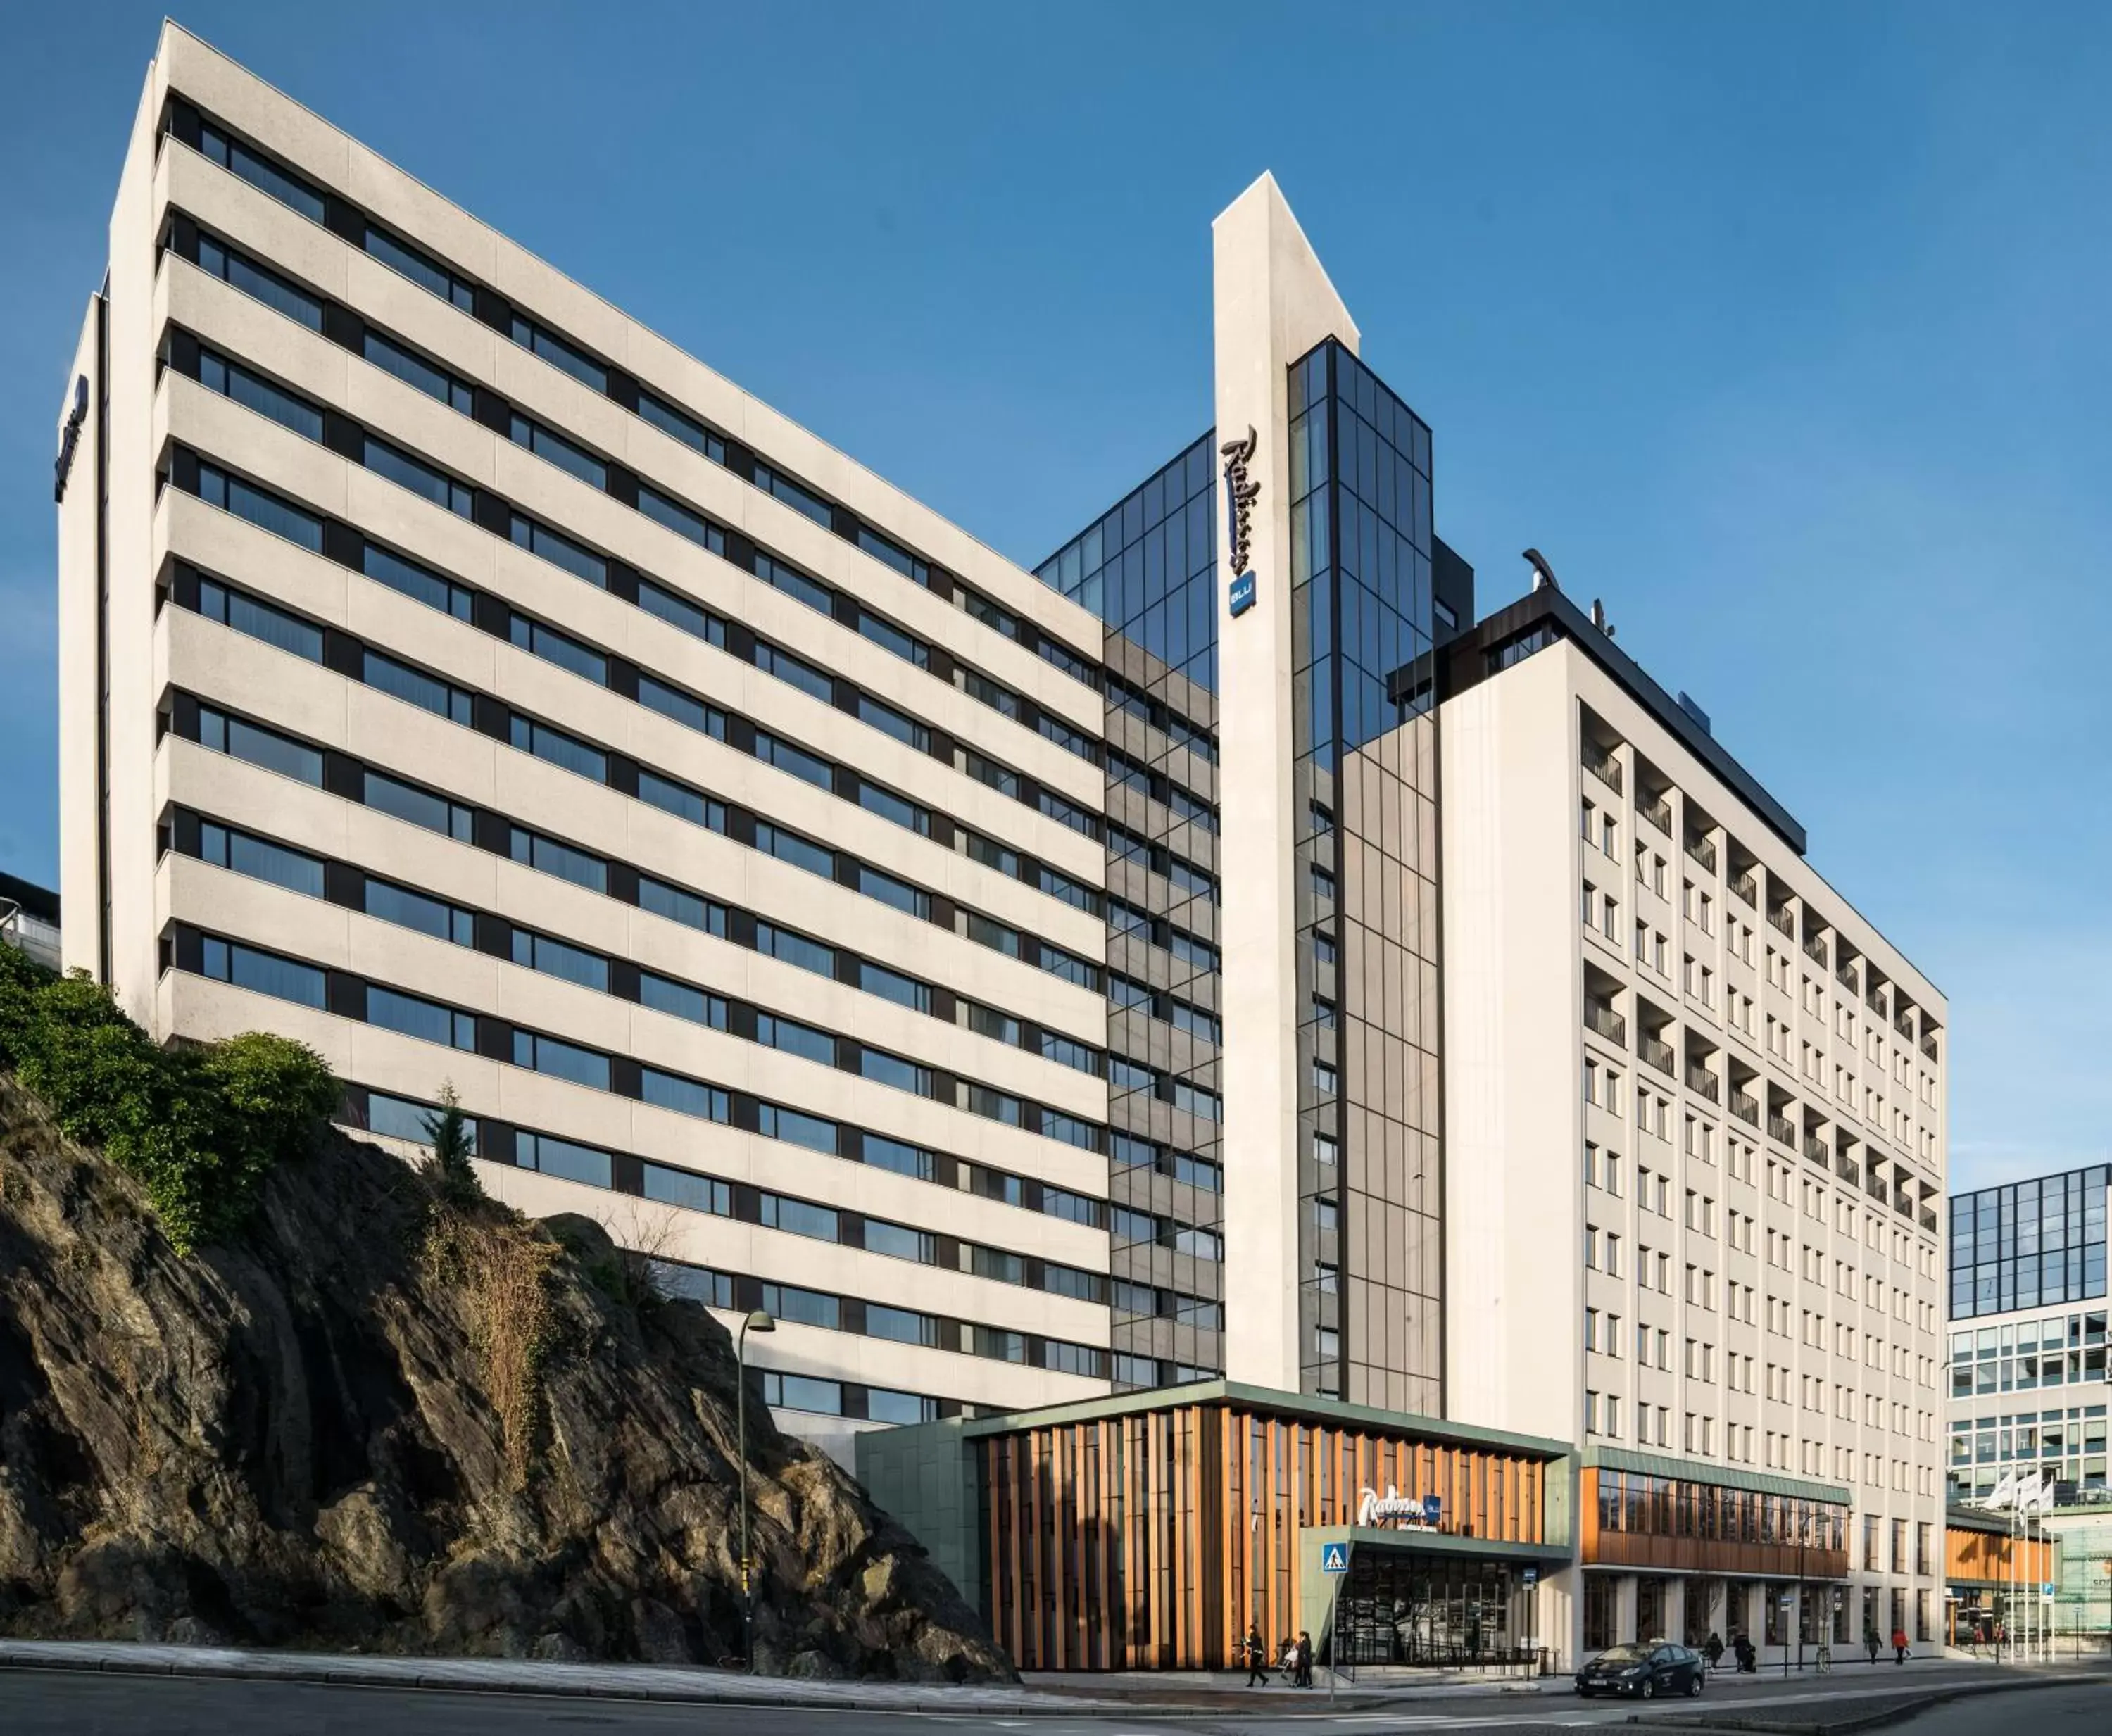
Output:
(1984, 1471), (2018, 1511)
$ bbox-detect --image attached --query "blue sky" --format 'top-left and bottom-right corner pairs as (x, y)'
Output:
(1, 2), (2105, 1194)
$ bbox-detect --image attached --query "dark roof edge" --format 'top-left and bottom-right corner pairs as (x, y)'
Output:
(1442, 588), (1808, 857)
(0, 872), (59, 924)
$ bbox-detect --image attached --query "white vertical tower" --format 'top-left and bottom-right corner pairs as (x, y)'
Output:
(1212, 174), (1359, 1390)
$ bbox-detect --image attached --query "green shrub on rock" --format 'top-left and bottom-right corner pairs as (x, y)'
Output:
(0, 945), (336, 1252)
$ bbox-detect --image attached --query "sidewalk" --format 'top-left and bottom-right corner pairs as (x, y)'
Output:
(0, 1641), (1133, 1715)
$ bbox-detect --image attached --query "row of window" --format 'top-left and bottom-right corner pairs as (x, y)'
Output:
(173, 808), (1121, 1198)
(170, 696), (1110, 1156)
(178, 933), (1112, 1304)
(174, 570), (1111, 1055)
(162, 480), (1103, 995)
(169, 328), (1110, 848)
(168, 111), (1130, 717)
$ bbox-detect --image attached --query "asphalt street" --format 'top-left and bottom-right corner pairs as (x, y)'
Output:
(0, 1666), (2104, 1736)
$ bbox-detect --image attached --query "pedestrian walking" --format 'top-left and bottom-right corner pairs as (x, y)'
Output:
(1892, 1625), (1909, 1666)
(1243, 1622), (1268, 1687)
(1704, 1631), (1724, 1673)
(1864, 1624), (1881, 1665)
(1295, 1629), (1314, 1688)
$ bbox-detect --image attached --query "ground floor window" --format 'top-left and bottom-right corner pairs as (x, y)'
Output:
(1833, 1586), (1852, 1645)
(1890, 1587), (1906, 1640)
(1583, 1575), (1616, 1652)
(1799, 1585), (1823, 1645)
(1333, 1552), (1539, 1666)
(1765, 1581), (1789, 1647)
(1684, 1578), (1721, 1647)
(1863, 1585), (1880, 1647)
(1637, 1576), (1666, 1643)
(1916, 1590), (1930, 1644)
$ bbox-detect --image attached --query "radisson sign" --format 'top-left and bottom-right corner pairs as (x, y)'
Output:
(1221, 424), (1259, 617)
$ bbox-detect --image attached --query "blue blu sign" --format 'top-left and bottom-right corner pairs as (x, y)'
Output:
(1229, 570), (1256, 617)
(1320, 1542), (1349, 1575)
(1421, 1494), (1442, 1526)
(1221, 425), (1259, 622)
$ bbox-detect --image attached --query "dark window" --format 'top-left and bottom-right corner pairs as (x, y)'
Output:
(365, 878), (474, 945)
(510, 315), (607, 393)
(509, 413), (605, 489)
(198, 934), (326, 1006)
(637, 484), (716, 551)
(365, 436), (472, 517)
(371, 986), (476, 1051)
(641, 1162), (731, 1215)
(199, 122), (325, 221)
(507, 826), (607, 891)
(510, 715), (607, 782)
(758, 1103), (838, 1155)
(196, 705), (323, 786)
(194, 234), (322, 328)
(637, 390), (718, 457)
(512, 1029), (611, 1090)
(367, 771), (473, 841)
(641, 1069), (729, 1122)
(196, 577), (323, 661)
(196, 822), (325, 898)
(194, 461), (323, 551)
(510, 514), (607, 586)
(518, 1131), (612, 1190)
(363, 330), (473, 413)
(363, 227), (475, 310)
(509, 615), (608, 685)
(365, 650), (472, 724)
(362, 541), (473, 619)
(639, 971), (724, 1027)
(512, 929), (610, 993)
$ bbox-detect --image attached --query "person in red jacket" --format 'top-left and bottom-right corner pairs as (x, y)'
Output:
(1891, 1625), (1909, 1665)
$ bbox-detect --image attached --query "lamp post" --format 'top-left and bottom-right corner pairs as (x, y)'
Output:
(736, 1308), (776, 1671)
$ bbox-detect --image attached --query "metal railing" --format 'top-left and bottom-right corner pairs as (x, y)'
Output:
(1641, 1036), (1676, 1076)
(1730, 1090), (1760, 1126)
(1802, 933), (1828, 967)
(1640, 795), (1672, 836)
(1894, 1011), (1914, 1038)
(1836, 1155), (1861, 1185)
(1835, 961), (1858, 991)
(1920, 1207), (1939, 1233)
(1730, 870), (1757, 906)
(1586, 1002), (1628, 1045)
(1921, 1033), (1939, 1062)
(1768, 905), (1795, 938)
(1866, 988), (1886, 1016)
(1804, 1136), (1831, 1166)
(1685, 836), (1718, 874)
(1685, 1064), (1721, 1102)
(1866, 1173), (1888, 1203)
(1768, 1114), (1798, 1147)
(1583, 743), (1623, 795)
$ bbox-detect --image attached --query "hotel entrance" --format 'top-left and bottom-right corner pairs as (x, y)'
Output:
(1331, 1547), (1540, 1668)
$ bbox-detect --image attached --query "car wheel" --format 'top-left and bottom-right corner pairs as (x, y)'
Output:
(1687, 1672), (1704, 1697)
(1639, 1678), (1656, 1700)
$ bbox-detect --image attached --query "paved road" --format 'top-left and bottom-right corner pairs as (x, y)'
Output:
(0, 1663), (2101, 1735)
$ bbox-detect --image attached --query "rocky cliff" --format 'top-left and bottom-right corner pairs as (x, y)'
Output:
(0, 1073), (1005, 1679)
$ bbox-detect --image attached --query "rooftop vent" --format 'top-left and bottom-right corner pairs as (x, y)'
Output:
(1676, 691), (1712, 736)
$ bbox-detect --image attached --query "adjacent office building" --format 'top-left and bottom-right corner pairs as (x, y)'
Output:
(1944, 1165), (2109, 1503)
(56, 24), (1950, 1668)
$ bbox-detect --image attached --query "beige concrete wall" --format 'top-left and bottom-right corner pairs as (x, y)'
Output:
(1212, 173), (1359, 1392)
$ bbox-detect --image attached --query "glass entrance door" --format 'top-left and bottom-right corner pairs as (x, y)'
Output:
(1333, 1552), (1538, 1667)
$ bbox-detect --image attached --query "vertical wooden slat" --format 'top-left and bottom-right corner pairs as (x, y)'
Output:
(1001, 1438), (1023, 1664)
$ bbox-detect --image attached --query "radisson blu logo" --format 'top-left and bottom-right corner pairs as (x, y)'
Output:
(1221, 424), (1259, 617)
(52, 374), (89, 504)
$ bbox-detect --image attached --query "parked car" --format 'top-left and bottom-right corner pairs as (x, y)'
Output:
(1574, 1641), (1706, 1699)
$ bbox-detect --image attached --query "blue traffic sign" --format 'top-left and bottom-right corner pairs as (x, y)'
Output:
(1421, 1494), (1442, 1525)
(1321, 1542), (1349, 1575)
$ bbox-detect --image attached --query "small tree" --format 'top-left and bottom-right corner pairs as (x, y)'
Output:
(423, 1082), (482, 1206)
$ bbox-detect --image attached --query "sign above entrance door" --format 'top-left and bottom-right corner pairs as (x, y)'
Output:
(1356, 1485), (1442, 1530)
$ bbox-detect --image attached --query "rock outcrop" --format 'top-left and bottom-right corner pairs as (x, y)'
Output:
(0, 1075), (1006, 1679)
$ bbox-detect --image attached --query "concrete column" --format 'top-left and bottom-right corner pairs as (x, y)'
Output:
(1212, 172), (1360, 1392)
(1614, 1573), (1639, 1646)
(1663, 1575), (1687, 1645)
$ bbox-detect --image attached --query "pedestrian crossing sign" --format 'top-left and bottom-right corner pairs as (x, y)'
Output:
(1321, 1542), (1349, 1574)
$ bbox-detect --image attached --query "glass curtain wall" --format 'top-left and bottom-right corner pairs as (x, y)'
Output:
(1287, 339), (1443, 1412)
(1038, 440), (1225, 1388)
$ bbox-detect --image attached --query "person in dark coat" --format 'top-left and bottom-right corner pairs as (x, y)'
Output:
(1704, 1631), (1724, 1671)
(1865, 1623), (1882, 1665)
(1295, 1630), (1314, 1687)
(1243, 1623), (1269, 1687)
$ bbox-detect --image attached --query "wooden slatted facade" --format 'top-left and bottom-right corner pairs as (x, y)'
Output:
(979, 1395), (1554, 1670)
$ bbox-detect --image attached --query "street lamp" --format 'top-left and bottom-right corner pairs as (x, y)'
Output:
(736, 1308), (776, 1671)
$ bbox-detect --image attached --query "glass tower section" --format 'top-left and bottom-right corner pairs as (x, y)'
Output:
(1287, 339), (1445, 1413)
(1950, 1166), (2110, 1320)
(1038, 438), (1225, 1388)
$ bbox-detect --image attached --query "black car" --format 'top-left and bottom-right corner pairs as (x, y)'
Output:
(1574, 1641), (1706, 1699)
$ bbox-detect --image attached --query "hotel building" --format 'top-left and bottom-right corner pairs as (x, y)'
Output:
(55, 23), (1949, 1668)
